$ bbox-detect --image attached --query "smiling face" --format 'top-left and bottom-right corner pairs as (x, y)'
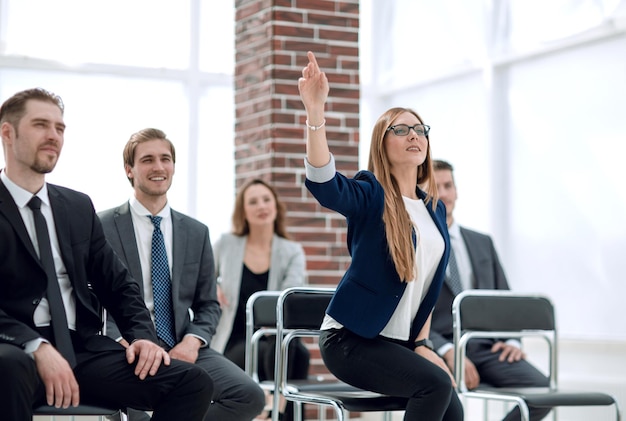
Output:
(384, 111), (429, 172)
(243, 183), (277, 230)
(1, 99), (65, 177)
(126, 138), (175, 202)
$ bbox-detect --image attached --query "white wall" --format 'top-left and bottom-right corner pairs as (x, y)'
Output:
(361, 1), (626, 418)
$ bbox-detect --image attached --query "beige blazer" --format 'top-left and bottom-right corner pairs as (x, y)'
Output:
(210, 233), (307, 352)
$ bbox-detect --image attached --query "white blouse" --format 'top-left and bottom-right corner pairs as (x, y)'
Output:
(378, 196), (444, 341)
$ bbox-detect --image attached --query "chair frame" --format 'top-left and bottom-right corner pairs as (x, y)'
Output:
(452, 289), (621, 421)
(33, 404), (127, 421)
(245, 290), (281, 386)
(246, 290), (354, 421)
(272, 286), (407, 421)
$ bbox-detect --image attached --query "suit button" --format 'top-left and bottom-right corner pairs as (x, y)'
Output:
(32, 298), (40, 305)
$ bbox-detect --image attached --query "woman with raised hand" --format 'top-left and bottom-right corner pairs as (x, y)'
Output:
(297, 51), (463, 420)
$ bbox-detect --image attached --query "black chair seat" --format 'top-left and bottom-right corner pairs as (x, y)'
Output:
(287, 377), (357, 392)
(34, 404), (122, 416)
(295, 389), (408, 412)
(472, 386), (618, 408)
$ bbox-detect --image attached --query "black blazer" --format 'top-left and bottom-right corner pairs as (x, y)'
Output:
(0, 179), (157, 352)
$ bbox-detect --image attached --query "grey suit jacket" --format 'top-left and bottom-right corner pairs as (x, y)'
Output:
(430, 226), (509, 350)
(98, 202), (221, 346)
(210, 233), (307, 352)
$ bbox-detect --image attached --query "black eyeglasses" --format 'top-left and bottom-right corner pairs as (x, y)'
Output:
(386, 124), (430, 137)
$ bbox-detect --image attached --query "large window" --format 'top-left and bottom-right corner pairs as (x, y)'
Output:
(362, 0), (626, 340)
(0, 0), (236, 240)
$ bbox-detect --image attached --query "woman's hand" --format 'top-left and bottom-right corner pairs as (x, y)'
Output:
(298, 51), (329, 114)
(415, 346), (457, 388)
(216, 284), (228, 308)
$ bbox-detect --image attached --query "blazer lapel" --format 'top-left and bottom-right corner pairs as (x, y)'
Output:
(114, 203), (144, 287)
(0, 180), (40, 264)
(171, 209), (186, 306)
(47, 186), (77, 283)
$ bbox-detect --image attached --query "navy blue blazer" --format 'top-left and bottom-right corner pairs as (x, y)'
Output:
(306, 169), (450, 341)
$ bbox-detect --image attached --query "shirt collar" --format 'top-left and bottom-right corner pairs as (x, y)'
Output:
(448, 221), (461, 239)
(129, 196), (171, 219)
(1, 170), (50, 208)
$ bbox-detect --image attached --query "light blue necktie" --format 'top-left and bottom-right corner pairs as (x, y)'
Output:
(446, 246), (464, 296)
(149, 216), (176, 348)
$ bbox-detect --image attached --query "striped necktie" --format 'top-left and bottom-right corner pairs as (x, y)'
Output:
(446, 246), (464, 296)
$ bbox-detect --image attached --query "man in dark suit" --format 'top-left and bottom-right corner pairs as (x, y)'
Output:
(0, 88), (213, 421)
(431, 159), (551, 421)
(99, 128), (265, 421)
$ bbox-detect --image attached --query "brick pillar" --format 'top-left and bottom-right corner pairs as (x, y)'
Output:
(234, 0), (360, 287)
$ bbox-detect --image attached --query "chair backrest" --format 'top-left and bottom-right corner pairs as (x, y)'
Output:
(245, 290), (281, 380)
(274, 287), (335, 390)
(281, 287), (334, 330)
(452, 290), (557, 393)
(454, 290), (555, 332)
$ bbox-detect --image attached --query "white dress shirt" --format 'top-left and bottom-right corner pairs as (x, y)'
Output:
(128, 197), (173, 324)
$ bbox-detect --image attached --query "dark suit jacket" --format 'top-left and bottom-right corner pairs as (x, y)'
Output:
(0, 180), (157, 352)
(430, 226), (509, 350)
(98, 202), (221, 346)
(306, 170), (450, 341)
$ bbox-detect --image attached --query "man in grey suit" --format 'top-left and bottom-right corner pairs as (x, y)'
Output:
(431, 160), (551, 421)
(99, 128), (265, 421)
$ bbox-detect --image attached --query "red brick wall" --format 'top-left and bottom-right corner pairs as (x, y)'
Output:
(235, 1), (360, 418)
(234, 0), (360, 289)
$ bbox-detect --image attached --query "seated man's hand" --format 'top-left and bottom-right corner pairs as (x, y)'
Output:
(443, 349), (480, 390)
(126, 339), (171, 380)
(491, 341), (526, 363)
(33, 342), (80, 408)
(169, 335), (202, 364)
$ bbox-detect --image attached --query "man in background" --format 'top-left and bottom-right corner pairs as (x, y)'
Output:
(430, 159), (551, 421)
(99, 128), (264, 420)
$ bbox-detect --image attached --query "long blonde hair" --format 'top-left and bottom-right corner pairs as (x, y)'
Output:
(367, 107), (438, 282)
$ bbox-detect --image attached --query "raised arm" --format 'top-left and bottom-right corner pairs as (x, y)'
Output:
(298, 51), (331, 167)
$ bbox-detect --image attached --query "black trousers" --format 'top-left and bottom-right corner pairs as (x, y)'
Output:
(0, 342), (213, 421)
(111, 344), (266, 421)
(319, 328), (464, 421)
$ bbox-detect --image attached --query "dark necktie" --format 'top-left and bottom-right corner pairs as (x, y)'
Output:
(149, 216), (176, 348)
(446, 245), (464, 296)
(27, 196), (76, 367)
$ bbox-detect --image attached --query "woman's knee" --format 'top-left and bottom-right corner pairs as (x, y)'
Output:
(411, 364), (453, 400)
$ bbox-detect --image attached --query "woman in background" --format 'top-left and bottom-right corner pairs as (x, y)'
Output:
(212, 178), (309, 421)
